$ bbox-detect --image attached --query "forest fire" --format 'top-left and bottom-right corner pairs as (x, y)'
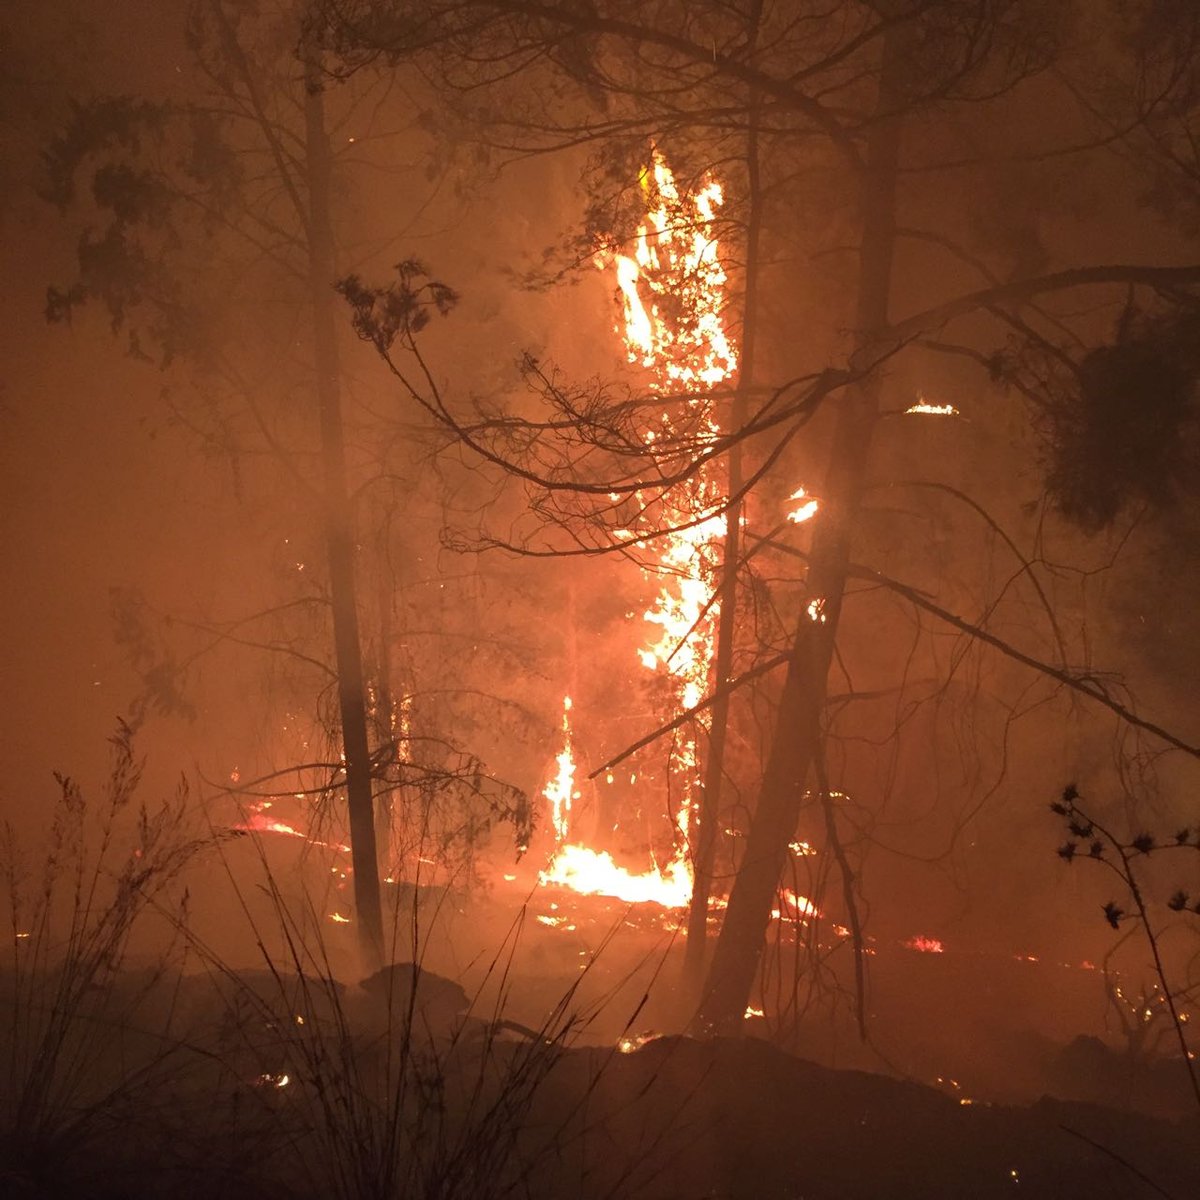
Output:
(10, 6), (1200, 1196)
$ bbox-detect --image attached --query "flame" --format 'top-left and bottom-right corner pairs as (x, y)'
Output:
(904, 935), (944, 953)
(542, 843), (693, 907)
(538, 695), (693, 908)
(542, 696), (578, 843)
(539, 148), (740, 911)
(780, 888), (819, 919)
(786, 487), (819, 524)
(612, 148), (737, 900)
(609, 149), (737, 388)
(234, 808), (351, 853)
(771, 888), (820, 921)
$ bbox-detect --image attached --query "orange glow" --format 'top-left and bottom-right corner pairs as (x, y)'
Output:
(904, 935), (944, 953)
(234, 807), (351, 854)
(905, 399), (959, 415)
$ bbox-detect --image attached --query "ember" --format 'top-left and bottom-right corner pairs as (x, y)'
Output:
(905, 935), (945, 954)
(905, 398), (959, 415)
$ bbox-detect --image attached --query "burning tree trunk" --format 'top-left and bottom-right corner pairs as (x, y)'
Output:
(695, 28), (905, 1033)
(304, 50), (384, 966)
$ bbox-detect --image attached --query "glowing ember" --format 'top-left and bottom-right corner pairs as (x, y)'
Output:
(904, 935), (944, 953)
(234, 808), (351, 853)
(617, 1031), (660, 1053)
(905, 399), (959, 416)
(786, 487), (819, 524)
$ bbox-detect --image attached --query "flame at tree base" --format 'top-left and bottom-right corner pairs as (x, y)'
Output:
(539, 843), (693, 908)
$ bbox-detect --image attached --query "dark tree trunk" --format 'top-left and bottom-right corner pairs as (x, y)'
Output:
(373, 544), (395, 880)
(684, 78), (763, 986)
(304, 52), (384, 967)
(695, 30), (905, 1032)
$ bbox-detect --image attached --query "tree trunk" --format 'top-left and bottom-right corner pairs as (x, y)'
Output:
(304, 52), (384, 968)
(683, 73), (763, 985)
(695, 30), (905, 1033)
(373, 541), (395, 880)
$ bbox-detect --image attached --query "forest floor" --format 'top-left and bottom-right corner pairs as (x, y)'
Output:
(5, 871), (1197, 1199)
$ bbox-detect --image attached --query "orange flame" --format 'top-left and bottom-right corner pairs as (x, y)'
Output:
(608, 149), (737, 389)
(542, 696), (578, 843)
(904, 935), (945, 953)
(612, 149), (739, 904)
(538, 696), (692, 907)
(539, 148), (740, 911)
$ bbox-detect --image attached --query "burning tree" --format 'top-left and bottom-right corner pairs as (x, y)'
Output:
(328, 0), (1200, 1040)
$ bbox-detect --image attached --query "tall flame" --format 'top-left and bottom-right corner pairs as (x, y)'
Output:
(543, 696), (578, 843)
(538, 148), (739, 910)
